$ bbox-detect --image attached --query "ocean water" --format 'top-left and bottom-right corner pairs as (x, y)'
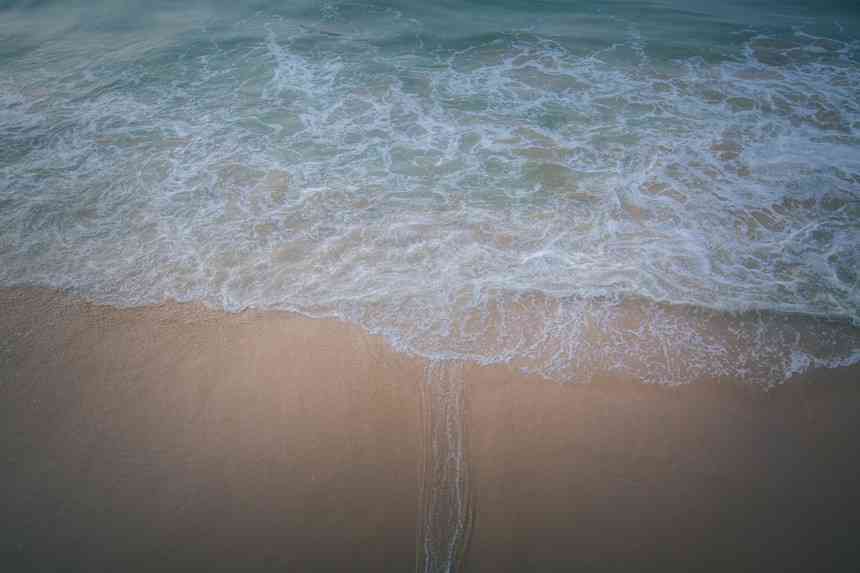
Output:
(2, 0), (860, 384)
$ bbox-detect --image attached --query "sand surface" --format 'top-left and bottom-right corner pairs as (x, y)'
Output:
(2, 287), (859, 572)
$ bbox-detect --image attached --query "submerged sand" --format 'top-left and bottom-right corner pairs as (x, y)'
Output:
(1, 287), (859, 572)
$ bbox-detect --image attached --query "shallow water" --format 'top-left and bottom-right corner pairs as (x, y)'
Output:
(1, 0), (859, 383)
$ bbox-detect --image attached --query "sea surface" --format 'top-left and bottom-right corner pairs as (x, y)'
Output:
(2, 0), (860, 384)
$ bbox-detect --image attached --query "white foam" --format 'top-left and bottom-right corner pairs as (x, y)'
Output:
(1, 11), (859, 385)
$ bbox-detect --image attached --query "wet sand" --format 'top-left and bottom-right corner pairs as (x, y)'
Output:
(2, 287), (859, 572)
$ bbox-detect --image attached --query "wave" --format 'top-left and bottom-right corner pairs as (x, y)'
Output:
(1, 4), (859, 384)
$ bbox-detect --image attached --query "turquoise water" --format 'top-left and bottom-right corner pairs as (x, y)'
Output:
(1, 1), (859, 383)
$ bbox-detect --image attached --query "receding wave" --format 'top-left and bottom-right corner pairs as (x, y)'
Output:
(1, 1), (859, 384)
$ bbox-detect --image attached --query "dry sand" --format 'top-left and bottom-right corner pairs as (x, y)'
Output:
(1, 287), (859, 572)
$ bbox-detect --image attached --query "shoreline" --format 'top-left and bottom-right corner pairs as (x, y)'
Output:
(2, 287), (859, 571)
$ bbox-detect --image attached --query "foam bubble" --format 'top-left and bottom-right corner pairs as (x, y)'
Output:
(1, 5), (859, 384)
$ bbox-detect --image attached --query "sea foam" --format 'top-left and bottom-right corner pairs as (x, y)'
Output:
(1, 2), (859, 385)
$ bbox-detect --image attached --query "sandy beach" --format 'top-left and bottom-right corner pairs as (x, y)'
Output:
(4, 2), (860, 571)
(2, 287), (859, 572)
